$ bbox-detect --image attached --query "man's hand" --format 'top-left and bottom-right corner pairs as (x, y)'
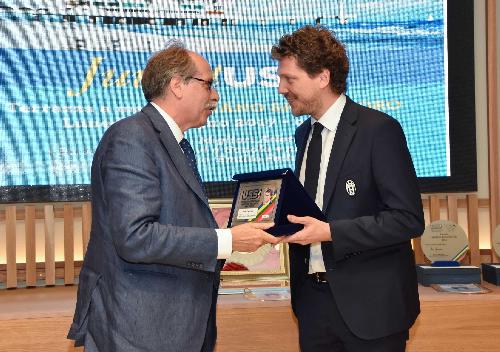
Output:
(231, 222), (278, 252)
(280, 215), (332, 245)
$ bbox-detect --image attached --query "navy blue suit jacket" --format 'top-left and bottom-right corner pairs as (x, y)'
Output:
(290, 97), (424, 339)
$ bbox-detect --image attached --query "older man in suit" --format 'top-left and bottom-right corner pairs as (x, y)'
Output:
(68, 44), (278, 352)
(272, 26), (424, 352)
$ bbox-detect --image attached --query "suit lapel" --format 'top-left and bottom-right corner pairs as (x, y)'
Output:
(294, 121), (312, 176)
(293, 121), (313, 260)
(142, 104), (210, 209)
(322, 97), (358, 212)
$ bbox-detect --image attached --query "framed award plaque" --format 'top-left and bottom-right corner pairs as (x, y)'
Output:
(227, 168), (325, 236)
(229, 179), (282, 226)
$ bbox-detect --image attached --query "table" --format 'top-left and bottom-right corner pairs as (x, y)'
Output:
(1, 284), (499, 351)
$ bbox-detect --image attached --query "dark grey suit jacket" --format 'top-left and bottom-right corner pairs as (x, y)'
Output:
(68, 104), (222, 351)
(290, 96), (425, 340)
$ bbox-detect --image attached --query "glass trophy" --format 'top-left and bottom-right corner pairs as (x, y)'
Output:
(416, 220), (480, 286)
(421, 220), (469, 265)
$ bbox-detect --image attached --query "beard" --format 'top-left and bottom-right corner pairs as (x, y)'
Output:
(286, 93), (321, 117)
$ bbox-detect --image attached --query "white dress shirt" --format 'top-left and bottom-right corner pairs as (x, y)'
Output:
(298, 94), (347, 273)
(151, 102), (232, 259)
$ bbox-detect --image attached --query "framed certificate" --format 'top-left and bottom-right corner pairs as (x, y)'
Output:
(210, 202), (288, 279)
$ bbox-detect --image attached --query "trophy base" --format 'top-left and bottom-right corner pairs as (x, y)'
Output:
(416, 265), (481, 286)
(481, 263), (500, 285)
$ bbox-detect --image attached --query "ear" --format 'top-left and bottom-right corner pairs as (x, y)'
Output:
(318, 69), (331, 89)
(169, 75), (185, 99)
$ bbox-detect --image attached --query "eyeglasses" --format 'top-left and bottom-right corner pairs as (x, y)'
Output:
(187, 76), (217, 90)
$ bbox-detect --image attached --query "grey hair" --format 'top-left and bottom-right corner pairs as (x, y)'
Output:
(141, 42), (197, 101)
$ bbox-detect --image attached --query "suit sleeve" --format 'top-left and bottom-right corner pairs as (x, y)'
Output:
(100, 124), (219, 272)
(329, 117), (424, 259)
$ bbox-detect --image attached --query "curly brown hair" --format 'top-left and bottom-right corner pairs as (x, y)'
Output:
(141, 43), (197, 102)
(271, 25), (349, 95)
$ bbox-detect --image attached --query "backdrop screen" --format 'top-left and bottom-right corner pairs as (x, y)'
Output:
(0, 0), (476, 202)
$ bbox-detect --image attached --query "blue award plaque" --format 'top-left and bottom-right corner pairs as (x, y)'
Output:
(228, 168), (326, 236)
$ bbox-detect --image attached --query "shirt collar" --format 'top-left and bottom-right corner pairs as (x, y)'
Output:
(151, 102), (184, 143)
(310, 93), (346, 132)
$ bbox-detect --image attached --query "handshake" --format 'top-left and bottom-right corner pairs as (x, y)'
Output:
(230, 222), (278, 253)
(230, 214), (333, 253)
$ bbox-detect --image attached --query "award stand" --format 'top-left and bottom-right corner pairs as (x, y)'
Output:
(481, 225), (500, 285)
(416, 220), (481, 286)
(227, 168), (325, 236)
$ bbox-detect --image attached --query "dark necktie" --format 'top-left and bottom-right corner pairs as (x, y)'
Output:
(179, 138), (204, 190)
(304, 122), (324, 201)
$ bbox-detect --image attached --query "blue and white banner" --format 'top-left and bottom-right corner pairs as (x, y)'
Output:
(0, 0), (447, 187)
